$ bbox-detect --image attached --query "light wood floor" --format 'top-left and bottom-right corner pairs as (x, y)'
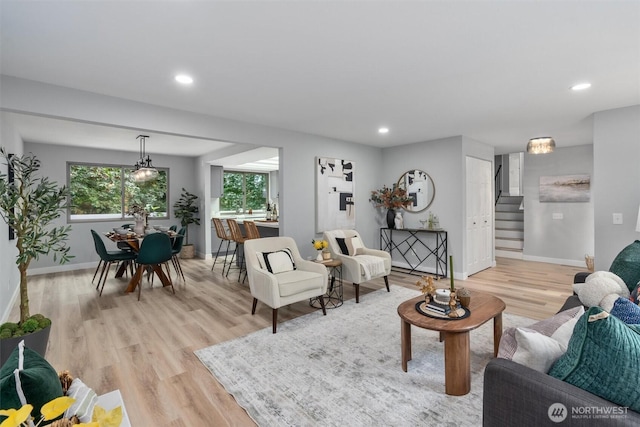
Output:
(11, 256), (584, 426)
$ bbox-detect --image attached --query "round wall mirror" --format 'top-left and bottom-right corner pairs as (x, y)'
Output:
(397, 169), (435, 213)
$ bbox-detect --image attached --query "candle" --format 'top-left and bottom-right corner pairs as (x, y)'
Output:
(449, 255), (454, 291)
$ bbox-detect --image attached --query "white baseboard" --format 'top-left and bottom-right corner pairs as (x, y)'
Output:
(522, 255), (586, 268)
(1, 285), (20, 324)
(27, 261), (97, 276)
(391, 260), (461, 279)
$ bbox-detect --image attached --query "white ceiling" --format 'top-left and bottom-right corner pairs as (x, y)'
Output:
(1, 1), (639, 155)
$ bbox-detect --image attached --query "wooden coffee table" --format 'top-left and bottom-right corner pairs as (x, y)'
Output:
(397, 290), (505, 396)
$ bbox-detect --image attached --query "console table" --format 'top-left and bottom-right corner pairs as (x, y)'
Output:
(380, 228), (448, 277)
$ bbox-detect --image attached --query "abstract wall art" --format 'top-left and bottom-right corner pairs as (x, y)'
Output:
(539, 174), (591, 202)
(316, 157), (355, 232)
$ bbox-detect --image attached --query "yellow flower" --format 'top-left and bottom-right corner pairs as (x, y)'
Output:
(91, 405), (123, 427)
(0, 405), (33, 427)
(312, 239), (328, 250)
(41, 396), (75, 421)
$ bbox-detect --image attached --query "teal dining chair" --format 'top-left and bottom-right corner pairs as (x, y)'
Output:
(169, 225), (178, 232)
(91, 230), (137, 296)
(171, 227), (187, 282)
(134, 232), (175, 300)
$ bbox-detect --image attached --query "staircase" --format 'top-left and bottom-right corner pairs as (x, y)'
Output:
(495, 195), (524, 259)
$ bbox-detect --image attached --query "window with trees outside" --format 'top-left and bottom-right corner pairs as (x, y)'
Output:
(68, 162), (169, 222)
(220, 171), (268, 214)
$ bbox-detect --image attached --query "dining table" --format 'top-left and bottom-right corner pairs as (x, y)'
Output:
(105, 231), (176, 293)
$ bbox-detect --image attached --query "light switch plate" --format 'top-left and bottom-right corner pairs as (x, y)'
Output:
(613, 213), (623, 225)
(552, 213), (563, 220)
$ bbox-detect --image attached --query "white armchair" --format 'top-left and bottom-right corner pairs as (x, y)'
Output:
(323, 229), (391, 303)
(244, 236), (328, 333)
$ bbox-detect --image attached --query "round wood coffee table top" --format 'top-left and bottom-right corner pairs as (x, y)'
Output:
(397, 290), (505, 333)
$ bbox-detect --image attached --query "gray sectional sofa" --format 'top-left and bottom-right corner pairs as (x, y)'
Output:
(483, 288), (640, 426)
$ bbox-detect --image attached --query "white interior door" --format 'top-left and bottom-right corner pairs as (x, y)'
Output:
(466, 156), (493, 275)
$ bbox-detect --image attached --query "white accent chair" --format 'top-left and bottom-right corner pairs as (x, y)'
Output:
(323, 229), (391, 303)
(244, 236), (328, 333)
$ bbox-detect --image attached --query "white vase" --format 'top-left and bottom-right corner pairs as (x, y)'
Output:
(134, 219), (145, 236)
(316, 251), (324, 261)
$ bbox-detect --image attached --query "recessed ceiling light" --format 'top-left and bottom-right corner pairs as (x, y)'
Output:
(175, 74), (194, 84)
(571, 82), (591, 91)
(378, 127), (389, 134)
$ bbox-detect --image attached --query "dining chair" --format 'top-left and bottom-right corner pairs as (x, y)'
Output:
(90, 230), (137, 296)
(169, 225), (178, 232)
(211, 218), (233, 272)
(225, 219), (247, 281)
(134, 232), (175, 301)
(171, 227), (186, 282)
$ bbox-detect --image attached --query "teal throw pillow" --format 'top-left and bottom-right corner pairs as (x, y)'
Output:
(0, 340), (63, 422)
(609, 240), (640, 292)
(549, 307), (640, 411)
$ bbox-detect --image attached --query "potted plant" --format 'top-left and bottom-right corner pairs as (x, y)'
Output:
(173, 187), (200, 259)
(0, 148), (72, 365)
(369, 184), (414, 229)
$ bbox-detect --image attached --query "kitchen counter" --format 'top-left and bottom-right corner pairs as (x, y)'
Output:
(253, 220), (279, 228)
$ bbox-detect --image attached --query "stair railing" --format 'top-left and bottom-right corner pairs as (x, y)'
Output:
(494, 164), (503, 205)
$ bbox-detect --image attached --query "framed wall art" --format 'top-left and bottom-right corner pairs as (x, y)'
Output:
(539, 174), (590, 202)
(316, 157), (355, 232)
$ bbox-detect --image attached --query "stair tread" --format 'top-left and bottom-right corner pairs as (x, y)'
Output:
(495, 237), (524, 241)
(495, 247), (523, 252)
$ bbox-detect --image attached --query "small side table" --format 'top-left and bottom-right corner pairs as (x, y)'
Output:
(310, 259), (343, 309)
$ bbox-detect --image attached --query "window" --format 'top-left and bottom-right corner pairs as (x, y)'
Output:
(68, 162), (169, 222)
(220, 171), (268, 214)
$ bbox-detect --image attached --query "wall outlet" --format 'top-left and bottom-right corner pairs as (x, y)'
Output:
(613, 213), (623, 225)
(552, 213), (563, 220)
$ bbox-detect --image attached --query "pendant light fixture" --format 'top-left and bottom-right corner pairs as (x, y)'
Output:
(132, 135), (159, 182)
(526, 136), (556, 154)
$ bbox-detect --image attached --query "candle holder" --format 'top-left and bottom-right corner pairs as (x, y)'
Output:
(448, 292), (460, 318)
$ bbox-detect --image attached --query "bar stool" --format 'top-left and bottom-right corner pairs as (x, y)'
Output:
(225, 219), (247, 281)
(211, 218), (233, 272)
(243, 220), (261, 240)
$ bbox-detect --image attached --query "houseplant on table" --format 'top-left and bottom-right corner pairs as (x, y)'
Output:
(0, 148), (72, 365)
(369, 184), (414, 229)
(173, 187), (200, 259)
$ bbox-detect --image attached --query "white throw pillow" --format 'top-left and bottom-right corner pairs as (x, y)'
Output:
(346, 236), (364, 256)
(512, 328), (566, 373)
(498, 305), (583, 361)
(257, 248), (296, 274)
(64, 378), (98, 423)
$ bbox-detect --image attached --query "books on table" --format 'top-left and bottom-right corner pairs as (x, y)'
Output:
(425, 299), (452, 314)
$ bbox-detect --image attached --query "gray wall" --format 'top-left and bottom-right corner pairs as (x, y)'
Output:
(523, 144), (594, 265)
(0, 112), (23, 322)
(379, 135), (494, 278)
(593, 105), (640, 270)
(22, 141), (196, 271)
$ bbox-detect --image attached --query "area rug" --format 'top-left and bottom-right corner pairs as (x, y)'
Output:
(195, 285), (535, 427)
